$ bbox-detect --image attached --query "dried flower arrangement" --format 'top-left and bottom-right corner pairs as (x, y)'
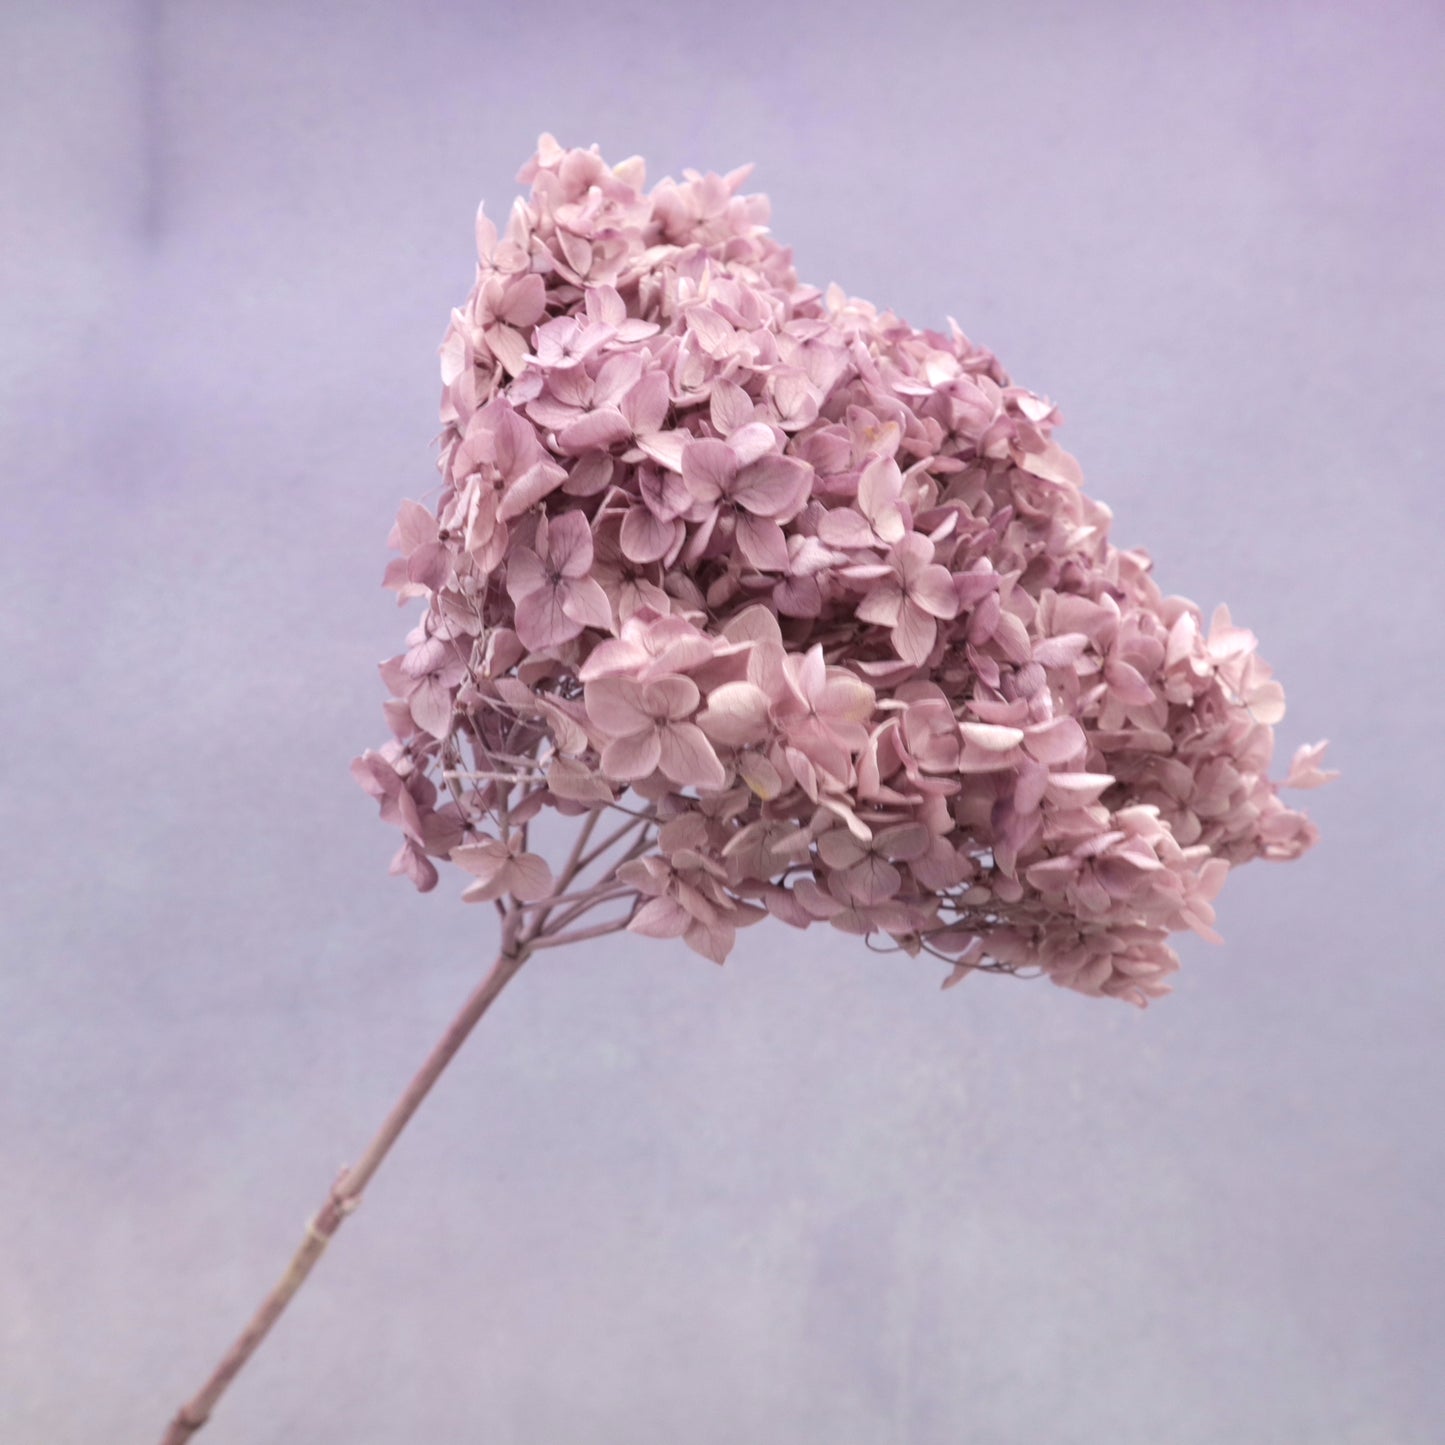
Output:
(162, 135), (1332, 1440)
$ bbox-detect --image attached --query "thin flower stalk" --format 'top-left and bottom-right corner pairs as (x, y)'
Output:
(161, 824), (635, 1442)
(161, 912), (528, 1444)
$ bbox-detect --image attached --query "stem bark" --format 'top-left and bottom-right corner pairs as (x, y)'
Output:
(159, 927), (529, 1443)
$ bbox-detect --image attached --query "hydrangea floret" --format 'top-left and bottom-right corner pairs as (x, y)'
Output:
(354, 133), (1333, 1008)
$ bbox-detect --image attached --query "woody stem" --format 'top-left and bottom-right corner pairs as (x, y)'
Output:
(159, 910), (531, 1443)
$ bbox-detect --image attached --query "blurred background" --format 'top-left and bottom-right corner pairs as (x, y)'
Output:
(2, 2), (1441, 1441)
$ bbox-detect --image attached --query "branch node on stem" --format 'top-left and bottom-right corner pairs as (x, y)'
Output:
(331, 1168), (360, 1205)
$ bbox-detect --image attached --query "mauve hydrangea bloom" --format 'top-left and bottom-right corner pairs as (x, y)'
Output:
(355, 134), (1334, 1007)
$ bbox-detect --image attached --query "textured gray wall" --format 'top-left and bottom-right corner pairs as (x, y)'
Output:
(2, 2), (1441, 1441)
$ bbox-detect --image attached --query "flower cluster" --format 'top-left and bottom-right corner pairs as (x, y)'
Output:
(355, 134), (1333, 1006)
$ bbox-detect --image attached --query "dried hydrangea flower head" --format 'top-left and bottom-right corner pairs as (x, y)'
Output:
(355, 133), (1334, 1007)
(166, 135), (1346, 1445)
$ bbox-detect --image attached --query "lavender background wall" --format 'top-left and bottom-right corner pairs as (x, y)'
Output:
(2, 2), (1441, 1441)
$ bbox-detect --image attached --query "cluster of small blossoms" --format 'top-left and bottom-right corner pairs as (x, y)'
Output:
(354, 135), (1333, 1006)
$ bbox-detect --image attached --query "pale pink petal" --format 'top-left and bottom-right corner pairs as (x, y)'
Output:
(506, 851), (555, 903)
(737, 751), (784, 799)
(1022, 717), (1086, 764)
(876, 823), (930, 862)
(1025, 857), (1079, 888)
(658, 722), (726, 789)
(400, 636), (449, 680)
(1044, 772), (1116, 804)
(857, 455), (901, 517)
(1179, 907), (1224, 945)
(817, 831), (866, 869)
(557, 408), (631, 455)
(699, 682), (771, 746)
(818, 672), (876, 724)
(637, 430), (688, 472)
(735, 513), (791, 571)
(728, 421), (776, 466)
(1033, 633), (1090, 668)
(515, 586), (580, 650)
(621, 506), (680, 564)
(731, 455), (812, 518)
(539, 698), (589, 756)
(630, 896), (692, 938)
(382, 554), (412, 595)
(960, 722), (1025, 751)
(843, 855), (902, 905)
(817, 508), (875, 548)
(584, 677), (654, 735)
(484, 324), (529, 378)
(556, 229), (593, 278)
(909, 563), (960, 620)
(578, 639), (649, 680)
(941, 960), (977, 990)
(489, 404), (542, 480)
(504, 547), (546, 604)
(1283, 740), (1338, 790)
(710, 379), (754, 434)
(793, 877), (845, 919)
(1165, 612), (1201, 668)
(1017, 440), (1083, 486)
(497, 458), (567, 521)
(856, 584), (903, 628)
(638, 465), (692, 522)
(681, 438), (736, 503)
(409, 675), (454, 739)
(593, 352), (643, 409)
(768, 369), (817, 429)
(893, 532), (935, 574)
(1105, 659), (1155, 706)
(559, 575), (614, 632)
(405, 541), (450, 592)
(1074, 870), (1112, 913)
(793, 645), (826, 702)
(621, 370), (670, 435)
(1247, 680), (1287, 725)
(378, 778), (425, 843)
(725, 607), (785, 648)
(451, 840), (510, 883)
(891, 601), (937, 665)
(390, 839), (439, 893)
(600, 728), (662, 780)
(546, 510), (595, 577)
(546, 756), (614, 803)
(1015, 759), (1050, 813)
(686, 305), (735, 355)
(585, 284), (626, 327)
(683, 918), (735, 964)
(393, 500), (437, 554)
(351, 750), (398, 802)
(773, 573), (823, 617)
(562, 453), (615, 497)
(642, 674), (701, 720)
(494, 272), (546, 327)
(460, 874), (509, 904)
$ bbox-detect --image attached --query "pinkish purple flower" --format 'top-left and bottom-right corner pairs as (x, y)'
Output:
(680, 429), (813, 570)
(355, 133), (1332, 999)
(850, 533), (960, 665)
(504, 510), (612, 650)
(452, 837), (555, 904)
(584, 674), (726, 789)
